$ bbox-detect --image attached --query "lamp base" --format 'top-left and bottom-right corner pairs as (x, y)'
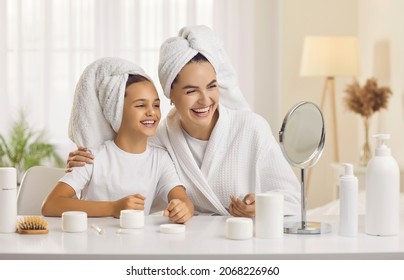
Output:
(284, 221), (331, 234)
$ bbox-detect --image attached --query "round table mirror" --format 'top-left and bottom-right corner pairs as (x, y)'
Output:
(279, 101), (331, 234)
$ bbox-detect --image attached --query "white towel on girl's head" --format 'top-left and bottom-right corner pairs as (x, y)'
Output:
(68, 57), (150, 147)
(158, 25), (250, 111)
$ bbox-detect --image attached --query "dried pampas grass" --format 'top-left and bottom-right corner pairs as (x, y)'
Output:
(344, 77), (392, 118)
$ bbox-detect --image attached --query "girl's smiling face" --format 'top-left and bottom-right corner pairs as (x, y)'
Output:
(120, 80), (161, 139)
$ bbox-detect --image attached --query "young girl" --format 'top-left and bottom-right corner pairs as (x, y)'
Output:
(41, 58), (194, 223)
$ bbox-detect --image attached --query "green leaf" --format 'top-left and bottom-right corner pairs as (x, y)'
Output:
(0, 110), (64, 175)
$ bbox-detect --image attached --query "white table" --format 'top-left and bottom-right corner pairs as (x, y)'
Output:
(1, 215), (403, 260)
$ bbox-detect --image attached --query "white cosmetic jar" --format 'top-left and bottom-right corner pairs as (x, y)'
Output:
(62, 211), (88, 233)
(225, 217), (253, 240)
(160, 224), (186, 234)
(120, 210), (144, 229)
(255, 192), (284, 239)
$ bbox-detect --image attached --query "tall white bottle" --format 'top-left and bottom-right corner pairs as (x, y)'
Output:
(0, 167), (17, 233)
(339, 163), (358, 237)
(365, 134), (400, 236)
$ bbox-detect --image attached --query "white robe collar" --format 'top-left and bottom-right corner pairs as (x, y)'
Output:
(163, 105), (230, 215)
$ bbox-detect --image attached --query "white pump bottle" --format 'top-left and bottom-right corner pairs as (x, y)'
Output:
(339, 163), (358, 237)
(365, 134), (400, 236)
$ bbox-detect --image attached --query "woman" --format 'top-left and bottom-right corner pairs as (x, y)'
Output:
(67, 25), (300, 217)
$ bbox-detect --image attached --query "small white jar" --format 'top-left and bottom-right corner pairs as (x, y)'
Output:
(62, 211), (88, 233)
(120, 210), (144, 229)
(225, 217), (253, 240)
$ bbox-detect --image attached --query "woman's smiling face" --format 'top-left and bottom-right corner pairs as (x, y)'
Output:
(170, 61), (219, 140)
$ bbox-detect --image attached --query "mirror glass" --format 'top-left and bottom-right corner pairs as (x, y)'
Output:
(279, 102), (325, 169)
(279, 101), (330, 234)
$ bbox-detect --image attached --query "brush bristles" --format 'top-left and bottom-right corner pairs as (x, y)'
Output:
(17, 216), (48, 230)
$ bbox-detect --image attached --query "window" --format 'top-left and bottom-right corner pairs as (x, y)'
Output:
(1, 0), (254, 156)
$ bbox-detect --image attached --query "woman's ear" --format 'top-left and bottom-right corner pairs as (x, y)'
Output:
(170, 100), (174, 106)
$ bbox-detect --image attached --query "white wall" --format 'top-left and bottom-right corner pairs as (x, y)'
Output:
(253, 0), (281, 133)
(267, 0), (359, 208)
(358, 0), (404, 167)
(254, 0), (403, 208)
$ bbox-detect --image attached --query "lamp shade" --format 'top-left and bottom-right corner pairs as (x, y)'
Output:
(300, 36), (360, 77)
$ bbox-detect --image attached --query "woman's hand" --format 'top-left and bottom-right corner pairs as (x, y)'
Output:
(112, 194), (145, 218)
(66, 147), (94, 172)
(164, 198), (194, 224)
(229, 193), (255, 217)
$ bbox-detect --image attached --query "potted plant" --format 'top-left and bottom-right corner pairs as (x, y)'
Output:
(0, 111), (64, 182)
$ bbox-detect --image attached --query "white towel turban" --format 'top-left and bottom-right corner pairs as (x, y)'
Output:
(68, 57), (151, 147)
(158, 25), (250, 110)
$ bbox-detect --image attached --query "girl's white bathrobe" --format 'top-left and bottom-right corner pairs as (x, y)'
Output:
(152, 105), (301, 216)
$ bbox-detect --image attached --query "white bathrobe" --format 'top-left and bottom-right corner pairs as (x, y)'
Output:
(151, 105), (301, 216)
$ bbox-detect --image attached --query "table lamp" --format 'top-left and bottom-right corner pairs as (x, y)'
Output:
(300, 36), (360, 163)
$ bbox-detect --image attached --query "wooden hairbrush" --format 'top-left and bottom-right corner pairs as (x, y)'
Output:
(16, 216), (49, 234)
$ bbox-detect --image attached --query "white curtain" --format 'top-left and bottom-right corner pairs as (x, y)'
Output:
(0, 0), (255, 157)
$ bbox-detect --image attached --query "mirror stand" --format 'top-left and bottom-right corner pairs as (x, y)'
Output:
(284, 168), (331, 234)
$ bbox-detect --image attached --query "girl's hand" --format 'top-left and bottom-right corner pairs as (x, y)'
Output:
(164, 198), (194, 224)
(112, 194), (145, 218)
